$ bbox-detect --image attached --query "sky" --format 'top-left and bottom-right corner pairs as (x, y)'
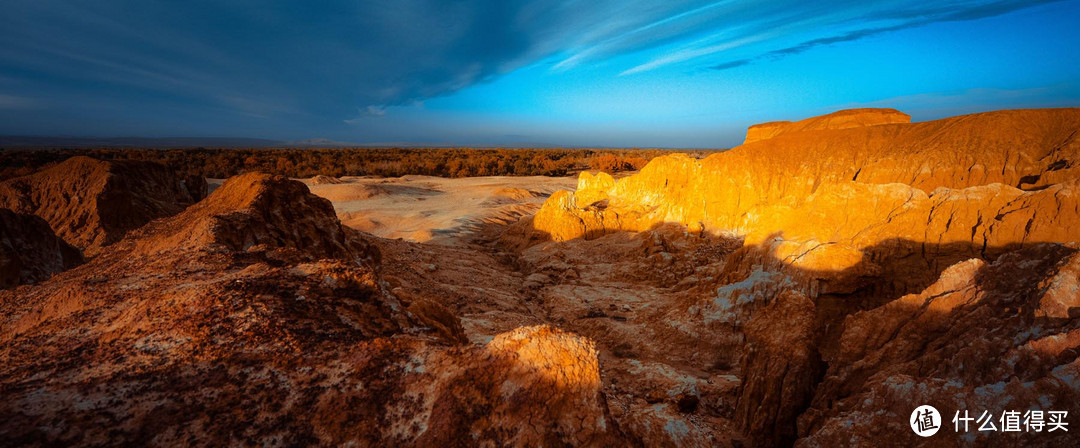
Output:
(1, 0), (1079, 148)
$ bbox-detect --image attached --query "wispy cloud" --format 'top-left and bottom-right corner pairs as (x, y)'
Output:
(706, 0), (1063, 71)
(552, 0), (732, 71)
(344, 105), (389, 124)
(621, 32), (775, 75)
(363, 105), (387, 117)
(0, 0), (1069, 139)
(709, 59), (753, 71)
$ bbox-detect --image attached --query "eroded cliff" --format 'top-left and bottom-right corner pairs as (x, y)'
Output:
(501, 107), (1080, 446)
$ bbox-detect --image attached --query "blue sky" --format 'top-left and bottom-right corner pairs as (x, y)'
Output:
(1, 0), (1078, 148)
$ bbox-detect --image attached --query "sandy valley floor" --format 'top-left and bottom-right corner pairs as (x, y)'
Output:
(211, 174), (575, 245)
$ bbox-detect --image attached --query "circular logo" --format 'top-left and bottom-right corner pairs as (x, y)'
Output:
(910, 405), (942, 437)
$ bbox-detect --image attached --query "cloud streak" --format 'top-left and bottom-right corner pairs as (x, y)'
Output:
(0, 0), (1070, 140)
(706, 0), (1063, 71)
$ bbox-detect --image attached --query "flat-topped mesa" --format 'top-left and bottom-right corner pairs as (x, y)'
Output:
(744, 108), (911, 144)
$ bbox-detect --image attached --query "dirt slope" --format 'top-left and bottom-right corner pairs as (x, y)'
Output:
(0, 156), (205, 256)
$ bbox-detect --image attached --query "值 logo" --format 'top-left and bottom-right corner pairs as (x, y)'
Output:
(911, 405), (942, 437)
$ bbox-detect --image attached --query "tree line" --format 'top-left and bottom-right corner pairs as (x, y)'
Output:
(0, 147), (718, 181)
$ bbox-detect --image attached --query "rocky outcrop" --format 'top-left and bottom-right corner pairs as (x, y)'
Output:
(411, 325), (621, 447)
(744, 108), (911, 144)
(797, 244), (1080, 447)
(0, 209), (82, 289)
(500, 107), (1080, 446)
(0, 172), (627, 446)
(506, 108), (1080, 298)
(132, 172), (361, 261)
(736, 290), (822, 448)
(308, 174), (343, 185)
(0, 156), (204, 256)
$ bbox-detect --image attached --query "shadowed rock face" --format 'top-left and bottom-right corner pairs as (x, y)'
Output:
(799, 244), (1080, 447)
(735, 290), (822, 448)
(0, 172), (627, 447)
(0, 156), (205, 256)
(0, 209), (83, 289)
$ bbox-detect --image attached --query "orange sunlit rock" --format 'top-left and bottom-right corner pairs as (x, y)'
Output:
(508, 108), (1080, 290)
(5, 107), (1080, 446)
(744, 108), (911, 144)
(0, 172), (631, 447)
(495, 108), (1080, 445)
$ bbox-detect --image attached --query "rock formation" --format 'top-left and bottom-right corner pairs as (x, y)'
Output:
(4, 107), (1080, 447)
(500, 107), (1080, 446)
(736, 290), (822, 448)
(0, 209), (82, 289)
(0, 156), (205, 256)
(798, 244), (1080, 447)
(308, 174), (343, 185)
(0, 172), (626, 446)
(507, 108), (1080, 297)
(744, 108), (911, 144)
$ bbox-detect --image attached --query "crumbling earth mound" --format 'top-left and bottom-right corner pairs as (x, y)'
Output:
(0, 156), (205, 256)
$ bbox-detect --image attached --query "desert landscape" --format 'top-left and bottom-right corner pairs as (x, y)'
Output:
(1, 107), (1078, 447)
(4, 1), (1080, 446)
